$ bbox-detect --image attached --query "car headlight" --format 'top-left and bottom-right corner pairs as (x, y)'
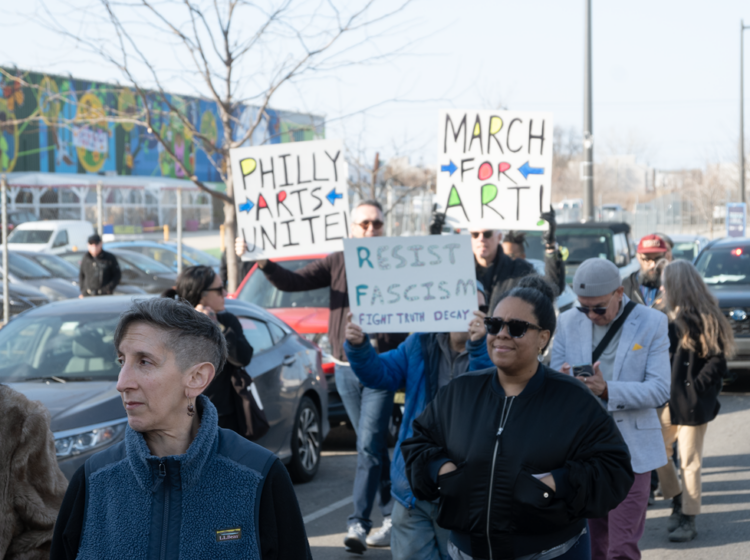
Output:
(54, 420), (128, 458)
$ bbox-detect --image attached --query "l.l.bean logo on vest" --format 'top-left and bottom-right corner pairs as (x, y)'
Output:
(215, 527), (242, 542)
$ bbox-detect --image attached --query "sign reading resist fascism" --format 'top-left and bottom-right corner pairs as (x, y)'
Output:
(343, 235), (478, 333)
(230, 139), (350, 260)
(436, 109), (554, 231)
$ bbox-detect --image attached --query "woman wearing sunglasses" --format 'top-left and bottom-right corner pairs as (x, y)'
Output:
(402, 276), (633, 560)
(162, 265), (256, 437)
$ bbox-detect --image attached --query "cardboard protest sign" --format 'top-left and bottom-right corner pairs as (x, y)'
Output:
(343, 235), (478, 333)
(230, 139), (350, 260)
(436, 110), (553, 231)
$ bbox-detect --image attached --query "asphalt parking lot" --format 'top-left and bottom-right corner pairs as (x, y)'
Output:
(294, 378), (750, 559)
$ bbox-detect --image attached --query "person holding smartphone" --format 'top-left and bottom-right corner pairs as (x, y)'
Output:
(403, 276), (633, 560)
(551, 258), (671, 560)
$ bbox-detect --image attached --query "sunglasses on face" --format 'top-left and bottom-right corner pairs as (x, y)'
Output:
(576, 294), (615, 316)
(484, 317), (542, 338)
(204, 286), (227, 295)
(355, 220), (384, 230)
(638, 254), (663, 263)
(471, 231), (494, 239)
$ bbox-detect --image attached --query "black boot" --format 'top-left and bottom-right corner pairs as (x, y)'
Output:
(667, 493), (682, 533)
(669, 514), (697, 542)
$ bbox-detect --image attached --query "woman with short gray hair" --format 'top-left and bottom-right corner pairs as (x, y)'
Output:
(50, 298), (311, 560)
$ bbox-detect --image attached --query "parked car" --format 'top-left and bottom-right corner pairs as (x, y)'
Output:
(670, 234), (710, 262)
(59, 249), (176, 294)
(519, 222), (640, 285)
(694, 237), (750, 379)
(0, 211), (39, 240)
(106, 240), (220, 274)
(0, 296), (328, 482)
(0, 283), (51, 317)
(1, 250), (81, 301)
(231, 254), (402, 445)
(7, 219), (95, 254)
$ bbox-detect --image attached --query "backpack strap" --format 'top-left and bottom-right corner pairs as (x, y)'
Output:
(592, 301), (638, 363)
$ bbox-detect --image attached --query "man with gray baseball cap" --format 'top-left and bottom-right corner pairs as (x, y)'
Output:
(551, 258), (670, 560)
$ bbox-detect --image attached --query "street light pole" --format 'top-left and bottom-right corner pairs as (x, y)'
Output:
(741, 20), (750, 203)
(582, 0), (595, 222)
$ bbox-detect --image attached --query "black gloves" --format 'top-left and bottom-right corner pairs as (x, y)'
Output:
(541, 205), (557, 248)
(429, 204), (446, 235)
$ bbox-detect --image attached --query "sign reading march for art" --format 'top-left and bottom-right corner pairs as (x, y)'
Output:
(344, 235), (478, 333)
(436, 110), (554, 231)
(230, 139), (350, 260)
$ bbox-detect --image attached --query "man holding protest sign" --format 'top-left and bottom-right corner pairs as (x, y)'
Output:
(432, 109), (564, 311)
(343, 283), (492, 560)
(472, 207), (565, 312)
(236, 200), (406, 553)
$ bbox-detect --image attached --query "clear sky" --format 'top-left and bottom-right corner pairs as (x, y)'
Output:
(3, 0), (750, 171)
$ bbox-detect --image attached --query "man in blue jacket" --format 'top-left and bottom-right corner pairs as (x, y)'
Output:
(344, 285), (492, 560)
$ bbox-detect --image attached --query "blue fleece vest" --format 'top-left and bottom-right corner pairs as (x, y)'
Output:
(77, 395), (275, 560)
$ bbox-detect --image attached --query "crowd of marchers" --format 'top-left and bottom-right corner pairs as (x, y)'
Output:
(1, 201), (732, 560)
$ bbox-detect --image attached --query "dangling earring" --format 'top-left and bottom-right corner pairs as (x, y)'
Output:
(187, 396), (195, 417)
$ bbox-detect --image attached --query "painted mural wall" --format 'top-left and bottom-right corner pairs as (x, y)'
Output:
(0, 68), (325, 181)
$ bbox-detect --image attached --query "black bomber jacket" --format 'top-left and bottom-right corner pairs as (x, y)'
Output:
(402, 364), (634, 560)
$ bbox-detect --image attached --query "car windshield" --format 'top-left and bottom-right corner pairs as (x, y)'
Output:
(695, 247), (750, 285)
(181, 245), (220, 267)
(29, 253), (79, 278)
(125, 246), (193, 269)
(7, 229), (53, 244)
(0, 313), (121, 382)
(672, 242), (698, 262)
(115, 251), (173, 274)
(522, 229), (615, 263)
(5, 252), (53, 279)
(237, 259), (330, 308)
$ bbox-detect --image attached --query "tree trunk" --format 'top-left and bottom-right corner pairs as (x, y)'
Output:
(224, 168), (239, 294)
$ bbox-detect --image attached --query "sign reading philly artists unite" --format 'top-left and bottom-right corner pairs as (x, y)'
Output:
(436, 110), (554, 231)
(231, 140), (351, 260)
(344, 235), (478, 333)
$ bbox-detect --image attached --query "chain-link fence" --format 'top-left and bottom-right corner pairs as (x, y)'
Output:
(557, 192), (726, 241)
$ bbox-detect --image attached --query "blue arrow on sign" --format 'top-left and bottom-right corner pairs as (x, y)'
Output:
(238, 198), (255, 214)
(518, 161), (545, 179)
(326, 188), (344, 206)
(441, 161), (458, 176)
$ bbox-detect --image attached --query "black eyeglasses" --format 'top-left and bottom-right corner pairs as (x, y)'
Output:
(355, 220), (384, 230)
(479, 304), (489, 314)
(484, 317), (542, 338)
(576, 294), (615, 316)
(204, 286), (227, 295)
(471, 231), (494, 239)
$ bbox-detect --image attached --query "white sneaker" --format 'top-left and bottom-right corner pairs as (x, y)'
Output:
(366, 516), (392, 547)
(344, 522), (367, 554)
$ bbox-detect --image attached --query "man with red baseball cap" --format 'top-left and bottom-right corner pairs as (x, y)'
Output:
(622, 234), (671, 311)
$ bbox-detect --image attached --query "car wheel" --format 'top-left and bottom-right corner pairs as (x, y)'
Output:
(288, 396), (321, 483)
(387, 403), (403, 448)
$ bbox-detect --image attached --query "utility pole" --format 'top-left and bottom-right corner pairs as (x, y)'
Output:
(741, 20), (749, 203)
(582, 0), (595, 222)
